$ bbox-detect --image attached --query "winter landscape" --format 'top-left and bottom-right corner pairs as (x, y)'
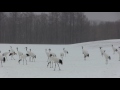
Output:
(0, 12), (120, 78)
(0, 39), (120, 78)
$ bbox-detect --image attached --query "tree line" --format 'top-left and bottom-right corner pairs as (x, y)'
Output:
(0, 12), (120, 44)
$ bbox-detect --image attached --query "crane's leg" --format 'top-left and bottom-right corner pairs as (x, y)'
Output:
(47, 57), (49, 62)
(11, 56), (12, 60)
(52, 61), (53, 68)
(84, 55), (86, 60)
(34, 58), (35, 62)
(12, 55), (15, 60)
(57, 63), (61, 71)
(102, 53), (103, 57)
(23, 59), (24, 65)
(11, 55), (14, 60)
(54, 63), (56, 71)
(106, 59), (108, 65)
(119, 55), (120, 61)
(18, 59), (21, 64)
(47, 62), (50, 68)
(26, 59), (27, 65)
(6, 56), (8, 61)
(1, 60), (3, 67)
(50, 61), (52, 68)
(28, 56), (30, 62)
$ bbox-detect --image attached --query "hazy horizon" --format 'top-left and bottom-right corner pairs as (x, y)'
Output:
(34, 12), (120, 22)
(84, 12), (120, 22)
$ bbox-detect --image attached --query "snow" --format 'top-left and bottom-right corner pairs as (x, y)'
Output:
(1, 39), (120, 78)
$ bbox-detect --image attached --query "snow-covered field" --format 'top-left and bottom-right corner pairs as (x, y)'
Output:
(1, 39), (120, 78)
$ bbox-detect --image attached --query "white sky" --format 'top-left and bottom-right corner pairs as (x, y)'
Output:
(34, 12), (120, 22)
(84, 12), (120, 22)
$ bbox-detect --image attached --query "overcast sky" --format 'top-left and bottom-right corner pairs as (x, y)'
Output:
(84, 12), (120, 22)
(35, 12), (120, 22)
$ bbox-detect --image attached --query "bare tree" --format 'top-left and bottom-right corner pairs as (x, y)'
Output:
(0, 12), (120, 44)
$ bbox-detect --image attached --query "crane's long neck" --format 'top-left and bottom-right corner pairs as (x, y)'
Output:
(17, 48), (18, 51)
(26, 47), (27, 51)
(45, 50), (47, 53)
(112, 46), (114, 49)
(82, 46), (83, 49)
(10, 46), (12, 51)
(82, 47), (84, 50)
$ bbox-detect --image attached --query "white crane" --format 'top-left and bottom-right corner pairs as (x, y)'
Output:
(9, 53), (17, 60)
(25, 47), (31, 62)
(116, 49), (120, 61)
(99, 47), (104, 57)
(45, 49), (50, 62)
(112, 45), (117, 54)
(18, 53), (30, 65)
(9, 46), (17, 60)
(48, 54), (63, 71)
(103, 50), (111, 65)
(60, 53), (64, 60)
(2, 50), (10, 61)
(47, 49), (56, 68)
(63, 48), (68, 57)
(82, 46), (89, 60)
(48, 49), (56, 57)
(10, 46), (15, 53)
(16, 47), (23, 60)
(0, 51), (6, 67)
(29, 49), (36, 62)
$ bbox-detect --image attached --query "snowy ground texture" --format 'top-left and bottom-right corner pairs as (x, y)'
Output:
(1, 39), (120, 78)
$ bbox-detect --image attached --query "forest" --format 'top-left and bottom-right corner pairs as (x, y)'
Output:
(0, 12), (120, 44)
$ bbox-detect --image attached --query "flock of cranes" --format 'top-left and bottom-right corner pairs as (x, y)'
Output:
(0, 46), (36, 67)
(0, 45), (69, 71)
(45, 48), (68, 71)
(82, 45), (120, 65)
(46, 44), (120, 71)
(0, 44), (120, 71)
